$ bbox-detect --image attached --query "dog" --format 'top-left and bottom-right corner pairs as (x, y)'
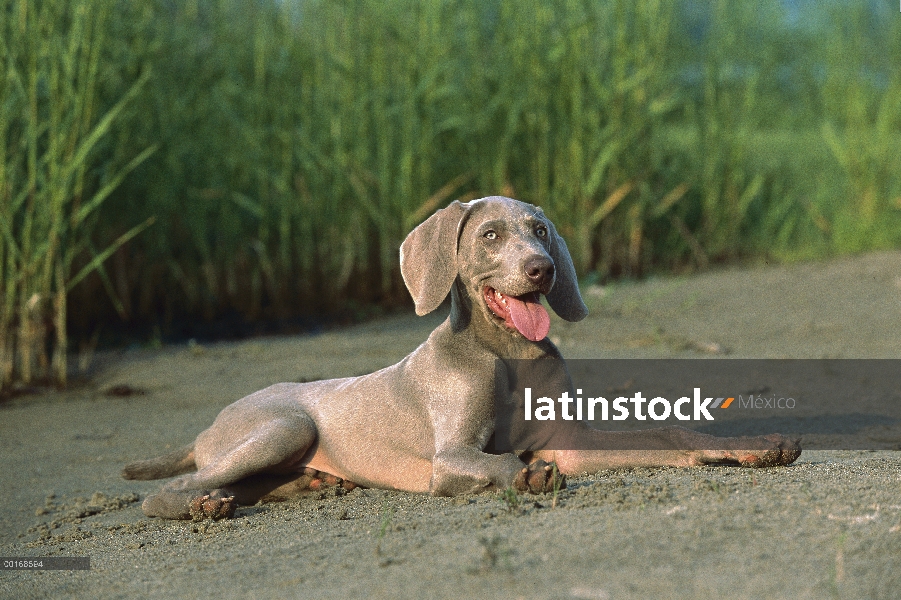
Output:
(123, 196), (800, 519)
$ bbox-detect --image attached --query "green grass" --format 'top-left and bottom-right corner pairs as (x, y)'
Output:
(1, 0), (900, 391)
(499, 487), (520, 512)
(0, 0), (154, 389)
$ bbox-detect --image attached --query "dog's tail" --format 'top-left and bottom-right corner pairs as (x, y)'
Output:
(121, 443), (196, 480)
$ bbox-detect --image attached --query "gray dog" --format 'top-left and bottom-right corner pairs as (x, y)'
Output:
(123, 196), (800, 519)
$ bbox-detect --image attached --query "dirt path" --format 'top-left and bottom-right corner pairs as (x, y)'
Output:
(2, 251), (900, 599)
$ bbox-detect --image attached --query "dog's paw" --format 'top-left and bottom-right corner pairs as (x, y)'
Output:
(732, 434), (802, 467)
(189, 493), (237, 521)
(512, 459), (566, 494)
(302, 467), (359, 492)
(699, 434), (802, 468)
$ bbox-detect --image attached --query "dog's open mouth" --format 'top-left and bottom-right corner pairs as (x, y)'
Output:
(484, 287), (550, 342)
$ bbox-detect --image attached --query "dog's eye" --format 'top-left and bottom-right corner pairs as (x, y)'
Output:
(535, 226), (548, 238)
(484, 230), (497, 240)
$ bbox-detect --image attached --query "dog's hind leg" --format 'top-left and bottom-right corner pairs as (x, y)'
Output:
(141, 398), (319, 519)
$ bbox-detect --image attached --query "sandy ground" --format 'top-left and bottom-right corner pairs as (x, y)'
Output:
(2, 251), (900, 599)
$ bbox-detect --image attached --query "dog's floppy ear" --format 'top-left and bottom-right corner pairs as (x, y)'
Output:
(400, 200), (468, 316)
(545, 219), (588, 322)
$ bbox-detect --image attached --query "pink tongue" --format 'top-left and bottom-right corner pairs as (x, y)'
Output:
(507, 294), (550, 342)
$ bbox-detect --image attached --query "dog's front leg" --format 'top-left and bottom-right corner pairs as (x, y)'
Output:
(531, 427), (801, 473)
(430, 447), (522, 495)
(429, 448), (563, 495)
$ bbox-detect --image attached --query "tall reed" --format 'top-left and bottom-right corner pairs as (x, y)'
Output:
(0, 0), (154, 391)
(3, 0), (900, 391)
(818, 1), (901, 253)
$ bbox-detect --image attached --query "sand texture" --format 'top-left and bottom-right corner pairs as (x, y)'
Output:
(2, 251), (900, 599)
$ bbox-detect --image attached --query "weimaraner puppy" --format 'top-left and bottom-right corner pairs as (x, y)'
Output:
(123, 196), (800, 519)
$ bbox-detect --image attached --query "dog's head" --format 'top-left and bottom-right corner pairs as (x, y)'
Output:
(400, 196), (588, 341)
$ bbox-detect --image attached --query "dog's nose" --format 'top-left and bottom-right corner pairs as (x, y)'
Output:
(524, 257), (555, 287)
